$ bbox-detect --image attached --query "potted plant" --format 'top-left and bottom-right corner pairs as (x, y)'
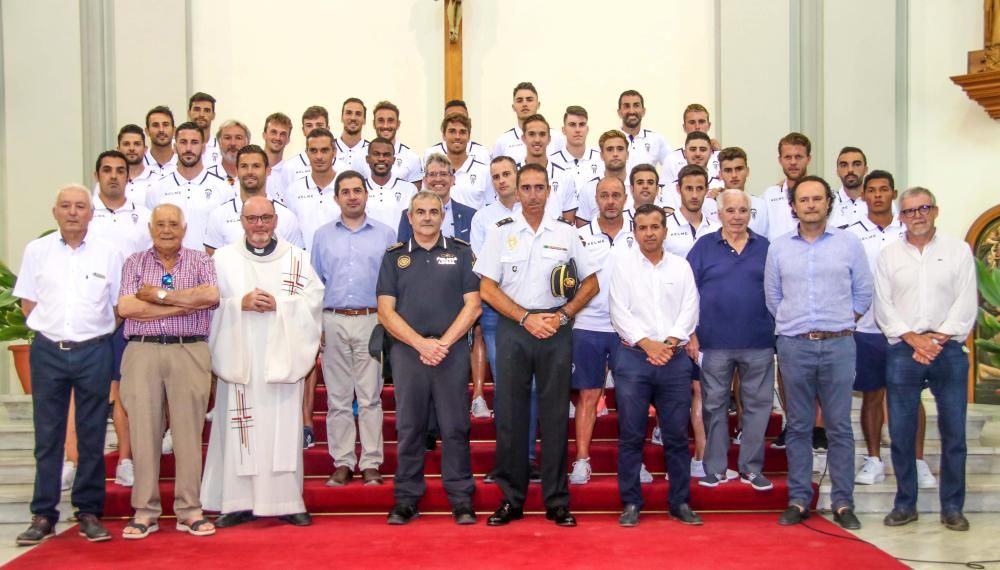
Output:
(0, 259), (33, 394)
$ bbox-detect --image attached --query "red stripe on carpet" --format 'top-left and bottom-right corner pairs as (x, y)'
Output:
(2, 514), (904, 570)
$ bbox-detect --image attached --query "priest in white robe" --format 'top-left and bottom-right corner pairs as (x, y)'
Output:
(201, 196), (323, 527)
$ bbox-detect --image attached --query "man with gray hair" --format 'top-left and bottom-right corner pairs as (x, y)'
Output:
(686, 189), (775, 490)
(210, 119), (251, 185)
(397, 153), (475, 243)
(14, 185), (123, 545)
(875, 187), (977, 531)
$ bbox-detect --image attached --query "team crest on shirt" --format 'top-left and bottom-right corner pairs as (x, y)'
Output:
(626, 236), (634, 248)
(396, 158), (402, 166)
(395, 191), (402, 202)
(750, 208), (758, 219)
(397, 255), (411, 269)
(205, 188), (213, 199)
(553, 181), (560, 192)
(470, 174), (477, 184)
(645, 143), (651, 152)
(512, 265), (518, 273)
(592, 164), (598, 174)
(131, 213), (139, 224)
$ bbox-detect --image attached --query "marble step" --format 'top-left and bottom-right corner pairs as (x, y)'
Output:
(846, 407), (988, 442)
(0, 484), (71, 524)
(817, 473), (1000, 514)
(0, 451), (36, 485)
(0, 421), (117, 451)
(847, 445), (1000, 476)
(0, 395), (31, 422)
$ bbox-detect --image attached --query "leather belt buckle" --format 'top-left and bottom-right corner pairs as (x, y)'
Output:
(808, 332), (823, 341)
(57, 341), (71, 351)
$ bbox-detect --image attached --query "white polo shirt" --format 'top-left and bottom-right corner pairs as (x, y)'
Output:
(335, 136), (370, 169)
(365, 176), (417, 235)
(830, 186), (900, 228)
(492, 126), (566, 165)
(281, 175), (342, 250)
(574, 176), (633, 224)
(662, 148), (720, 188)
(470, 200), (521, 256)
(202, 136), (221, 168)
(448, 156), (493, 209)
(142, 150), (177, 178)
(424, 141), (492, 167)
(620, 128), (670, 172)
(266, 158), (291, 204)
(351, 141), (425, 185)
(549, 148), (603, 187)
(13, 232), (122, 342)
(657, 182), (721, 223)
(845, 217), (905, 333)
(204, 197), (305, 251)
(575, 219), (635, 333)
(282, 152), (355, 193)
(88, 193), (153, 260)
(145, 168), (234, 250)
(762, 181), (796, 241)
(664, 210), (717, 258)
(609, 245), (699, 346)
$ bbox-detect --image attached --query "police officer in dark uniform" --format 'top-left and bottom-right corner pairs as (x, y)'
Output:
(475, 163), (599, 527)
(376, 190), (482, 525)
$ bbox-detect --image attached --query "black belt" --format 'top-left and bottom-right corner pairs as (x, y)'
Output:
(129, 335), (207, 345)
(794, 330), (853, 341)
(38, 333), (112, 352)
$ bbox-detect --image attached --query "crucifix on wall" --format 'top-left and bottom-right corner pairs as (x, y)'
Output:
(443, 0), (463, 103)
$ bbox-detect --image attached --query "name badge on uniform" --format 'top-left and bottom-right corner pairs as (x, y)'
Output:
(543, 244), (568, 252)
(437, 253), (457, 265)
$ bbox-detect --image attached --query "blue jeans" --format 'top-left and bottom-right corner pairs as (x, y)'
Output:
(482, 302), (538, 461)
(776, 335), (856, 510)
(886, 341), (968, 514)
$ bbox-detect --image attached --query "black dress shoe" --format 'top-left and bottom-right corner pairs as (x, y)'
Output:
(778, 505), (810, 525)
(452, 504), (477, 525)
(528, 461), (542, 483)
(883, 510), (918, 527)
(483, 470), (496, 484)
(387, 504), (420, 525)
(670, 503), (703, 526)
(545, 506), (577, 527)
(487, 501), (523, 526)
(941, 511), (970, 531)
(425, 433), (438, 452)
(833, 507), (861, 530)
(215, 510), (257, 528)
(77, 513), (111, 542)
(619, 504), (640, 527)
(16, 516), (54, 546)
(278, 512), (312, 526)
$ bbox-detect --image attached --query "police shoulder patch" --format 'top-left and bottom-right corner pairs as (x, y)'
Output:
(386, 242), (405, 252)
(495, 217), (514, 227)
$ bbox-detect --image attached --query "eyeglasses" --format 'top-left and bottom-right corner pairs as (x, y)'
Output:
(899, 205), (936, 219)
(243, 214), (275, 224)
(425, 171), (452, 179)
(161, 274), (175, 290)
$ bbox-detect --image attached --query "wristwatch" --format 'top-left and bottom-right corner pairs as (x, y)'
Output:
(557, 308), (570, 327)
(156, 289), (168, 304)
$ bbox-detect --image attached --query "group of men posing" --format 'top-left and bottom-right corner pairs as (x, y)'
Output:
(13, 84), (976, 545)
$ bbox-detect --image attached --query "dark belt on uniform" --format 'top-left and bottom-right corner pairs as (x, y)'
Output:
(795, 330), (853, 341)
(38, 333), (112, 351)
(129, 335), (207, 344)
(324, 307), (377, 316)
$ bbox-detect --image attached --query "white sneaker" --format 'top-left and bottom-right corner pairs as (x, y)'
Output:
(568, 400), (576, 419)
(639, 463), (653, 484)
(812, 452), (827, 475)
(732, 429), (743, 445)
(690, 458), (706, 478)
(650, 426), (663, 446)
(725, 468), (739, 480)
(470, 396), (492, 418)
(60, 461), (76, 491)
(162, 429), (174, 455)
(115, 459), (135, 487)
(569, 458), (592, 484)
(854, 456), (885, 485)
(205, 407), (214, 422)
(916, 459), (938, 489)
(604, 371), (615, 388)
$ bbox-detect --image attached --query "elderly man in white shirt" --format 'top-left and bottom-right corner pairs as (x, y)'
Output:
(609, 203), (702, 527)
(874, 186), (977, 532)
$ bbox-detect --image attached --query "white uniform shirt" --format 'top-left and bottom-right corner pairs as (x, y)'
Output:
(335, 137), (370, 170)
(203, 197), (305, 250)
(492, 126), (566, 165)
(762, 181), (796, 241)
(549, 148), (603, 189)
(365, 176), (417, 234)
(474, 212), (595, 310)
(145, 168), (234, 250)
(424, 141), (492, 167)
(657, 184), (721, 223)
(874, 231), (978, 344)
(282, 152), (354, 193)
(281, 175), (342, 250)
(470, 200), (521, 256)
(664, 210), (717, 258)
(88, 194), (153, 260)
(142, 150), (177, 178)
(449, 156), (493, 209)
(575, 176), (633, 223)
(202, 136), (221, 168)
(609, 245), (699, 346)
(13, 232), (122, 342)
(620, 128), (670, 173)
(662, 148), (720, 189)
(845, 217), (905, 333)
(266, 159), (291, 204)
(830, 186), (900, 229)
(575, 219), (635, 333)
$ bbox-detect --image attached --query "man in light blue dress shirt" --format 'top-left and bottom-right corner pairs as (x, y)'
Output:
(764, 175), (873, 530)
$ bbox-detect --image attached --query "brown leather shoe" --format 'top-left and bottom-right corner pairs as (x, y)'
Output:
(362, 468), (384, 485)
(325, 465), (353, 487)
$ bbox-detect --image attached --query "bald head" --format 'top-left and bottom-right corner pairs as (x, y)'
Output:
(241, 195), (278, 247)
(595, 176), (627, 222)
(243, 195), (276, 216)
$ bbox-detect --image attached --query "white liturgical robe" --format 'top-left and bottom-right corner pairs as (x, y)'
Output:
(201, 237), (323, 516)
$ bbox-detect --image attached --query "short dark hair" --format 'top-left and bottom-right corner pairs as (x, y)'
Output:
(718, 146), (748, 164)
(837, 145), (868, 166)
(563, 105), (588, 122)
(368, 137), (395, 151)
(95, 149), (127, 173)
(188, 91), (216, 111)
(117, 124), (145, 145)
(236, 144), (269, 168)
(633, 203), (666, 226)
(441, 112), (472, 133)
(788, 174), (834, 216)
(512, 82), (538, 98)
(685, 131), (712, 146)
(445, 99), (467, 111)
(373, 100), (399, 117)
(864, 169), (895, 190)
(677, 164), (709, 187)
(618, 89), (644, 108)
(342, 97), (367, 116)
(522, 114), (550, 132)
(516, 163), (549, 188)
(334, 170), (366, 195)
(779, 132), (812, 156)
(302, 105), (329, 123)
(174, 121), (203, 140)
(145, 105), (174, 128)
(490, 155), (517, 170)
(306, 127), (335, 145)
(629, 163), (660, 186)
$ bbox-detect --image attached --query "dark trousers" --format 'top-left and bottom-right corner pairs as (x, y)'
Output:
(614, 344), (693, 510)
(29, 334), (113, 522)
(494, 315), (572, 509)
(391, 340), (474, 507)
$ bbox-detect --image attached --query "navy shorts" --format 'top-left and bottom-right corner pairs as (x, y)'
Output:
(111, 323), (127, 381)
(853, 331), (888, 391)
(572, 329), (619, 390)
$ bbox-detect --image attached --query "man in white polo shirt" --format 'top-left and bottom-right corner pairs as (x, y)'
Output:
(575, 130), (631, 225)
(831, 146), (872, 228)
(519, 114), (577, 224)
(143, 105), (177, 177)
(549, 106), (602, 185)
(145, 121), (233, 250)
(763, 132), (812, 241)
(187, 92), (220, 167)
(364, 137), (418, 232)
(617, 89), (669, 174)
(283, 106), (332, 189)
(718, 146), (768, 236)
(440, 113), (492, 209)
(282, 127), (346, 250)
(261, 112), (293, 204)
(354, 101), (424, 186)
(424, 99), (492, 167)
(95, 125), (158, 206)
(209, 120), (250, 187)
(662, 103), (721, 185)
(336, 98), (369, 168)
(493, 82), (565, 163)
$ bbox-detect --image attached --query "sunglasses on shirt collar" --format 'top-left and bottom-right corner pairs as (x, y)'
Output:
(162, 274), (175, 290)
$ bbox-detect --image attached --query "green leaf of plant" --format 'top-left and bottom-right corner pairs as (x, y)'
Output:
(974, 338), (1000, 354)
(976, 259), (1000, 308)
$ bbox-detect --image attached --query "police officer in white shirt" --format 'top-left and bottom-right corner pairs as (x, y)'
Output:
(475, 163), (598, 527)
(617, 90), (670, 174)
(424, 99), (493, 167)
(145, 121), (234, 250)
(575, 130), (632, 225)
(283, 106), (334, 191)
(763, 132), (813, 241)
(204, 144), (304, 254)
(549, 106), (602, 185)
(364, 137), (417, 233)
(569, 177), (634, 486)
(110, 124), (159, 206)
(520, 114), (577, 224)
(662, 104), (721, 185)
(336, 98), (370, 169)
(492, 82), (566, 164)
(608, 203), (702, 527)
(13, 185), (123, 545)
(188, 92), (220, 168)
(143, 106), (178, 177)
(261, 112), (294, 204)
(282, 128), (345, 250)
(718, 147), (769, 237)
(439, 113), (492, 209)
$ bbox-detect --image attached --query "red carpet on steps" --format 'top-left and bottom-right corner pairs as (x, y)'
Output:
(3, 514), (904, 570)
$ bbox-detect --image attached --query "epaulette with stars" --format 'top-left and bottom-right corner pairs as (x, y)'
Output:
(385, 242), (405, 252)
(495, 217), (514, 227)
